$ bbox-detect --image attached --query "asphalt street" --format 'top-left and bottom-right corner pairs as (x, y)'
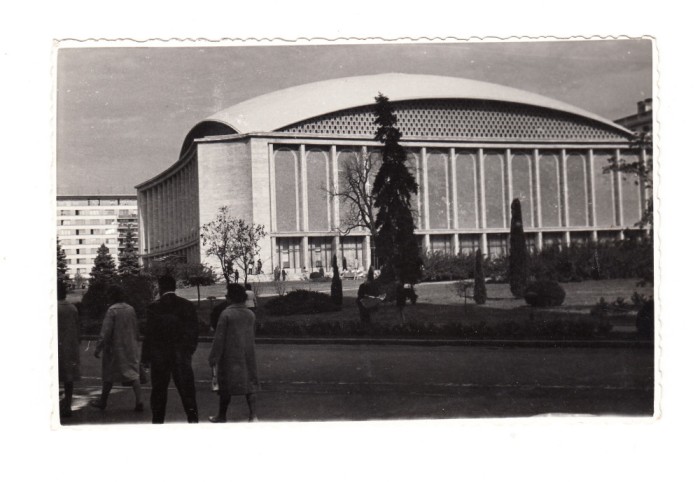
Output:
(59, 341), (654, 425)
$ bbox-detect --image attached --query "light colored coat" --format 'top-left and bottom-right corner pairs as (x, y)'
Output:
(209, 303), (258, 395)
(97, 302), (140, 383)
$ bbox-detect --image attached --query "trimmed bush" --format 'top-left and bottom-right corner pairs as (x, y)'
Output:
(524, 280), (566, 307)
(309, 271), (324, 280)
(264, 289), (340, 316)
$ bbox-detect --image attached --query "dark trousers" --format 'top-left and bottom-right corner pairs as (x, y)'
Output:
(149, 349), (198, 423)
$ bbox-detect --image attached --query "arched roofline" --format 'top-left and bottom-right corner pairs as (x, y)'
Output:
(202, 73), (633, 137)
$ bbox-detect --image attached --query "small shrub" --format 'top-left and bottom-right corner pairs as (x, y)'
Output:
(265, 289), (339, 316)
(524, 280), (566, 307)
(309, 271), (327, 281)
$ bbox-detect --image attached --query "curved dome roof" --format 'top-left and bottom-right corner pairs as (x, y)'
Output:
(202, 73), (630, 136)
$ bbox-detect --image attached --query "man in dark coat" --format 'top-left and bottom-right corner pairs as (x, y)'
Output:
(141, 275), (200, 423)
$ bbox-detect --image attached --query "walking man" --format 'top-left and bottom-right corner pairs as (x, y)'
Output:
(141, 275), (200, 423)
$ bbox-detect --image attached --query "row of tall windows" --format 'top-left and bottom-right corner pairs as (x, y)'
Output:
(272, 146), (642, 233)
(275, 236), (365, 270)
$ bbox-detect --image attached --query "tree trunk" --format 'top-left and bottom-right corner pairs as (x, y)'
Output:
(196, 284), (201, 308)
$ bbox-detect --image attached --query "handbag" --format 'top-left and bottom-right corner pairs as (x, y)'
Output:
(211, 366), (219, 392)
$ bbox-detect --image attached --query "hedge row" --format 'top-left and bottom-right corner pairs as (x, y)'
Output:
(421, 238), (653, 284)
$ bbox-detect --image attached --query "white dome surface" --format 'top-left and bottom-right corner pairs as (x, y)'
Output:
(204, 73), (630, 135)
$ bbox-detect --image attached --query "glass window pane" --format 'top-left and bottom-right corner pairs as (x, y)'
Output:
(455, 151), (478, 229)
(620, 152), (641, 226)
(306, 149), (330, 232)
(275, 148), (298, 232)
(484, 152), (505, 228)
(539, 152), (561, 227)
(511, 152), (534, 228)
(566, 153), (588, 227)
(406, 151), (421, 229)
(593, 153), (615, 227)
(427, 151), (449, 229)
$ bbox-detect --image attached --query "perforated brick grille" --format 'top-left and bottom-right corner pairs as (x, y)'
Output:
(278, 99), (627, 141)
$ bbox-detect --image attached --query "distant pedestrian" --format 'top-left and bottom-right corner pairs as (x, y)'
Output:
(234, 269), (239, 284)
(273, 265), (280, 282)
(208, 283), (259, 423)
(248, 260), (254, 276)
(257, 259), (263, 275)
(244, 283), (257, 311)
(281, 268), (287, 281)
(57, 280), (80, 418)
(356, 268), (381, 325)
(90, 285), (143, 412)
(141, 275), (200, 423)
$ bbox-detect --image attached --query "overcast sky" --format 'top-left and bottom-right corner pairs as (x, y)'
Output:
(56, 39), (652, 195)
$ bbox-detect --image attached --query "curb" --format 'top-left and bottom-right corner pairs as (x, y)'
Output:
(79, 335), (652, 349)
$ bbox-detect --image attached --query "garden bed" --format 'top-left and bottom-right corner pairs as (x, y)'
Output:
(76, 279), (652, 341)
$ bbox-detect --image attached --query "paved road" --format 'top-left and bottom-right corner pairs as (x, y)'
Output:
(59, 342), (654, 425)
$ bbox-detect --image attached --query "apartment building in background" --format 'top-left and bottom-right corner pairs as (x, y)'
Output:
(56, 195), (139, 281)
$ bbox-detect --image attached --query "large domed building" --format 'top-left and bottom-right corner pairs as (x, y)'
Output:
(135, 73), (646, 276)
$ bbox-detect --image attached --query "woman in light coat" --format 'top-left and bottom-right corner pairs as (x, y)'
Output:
(208, 283), (259, 423)
(90, 285), (144, 412)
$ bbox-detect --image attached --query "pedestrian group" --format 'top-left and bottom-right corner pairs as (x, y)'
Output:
(57, 274), (259, 423)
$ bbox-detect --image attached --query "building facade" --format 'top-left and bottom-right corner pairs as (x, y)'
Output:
(614, 98), (653, 135)
(56, 195), (139, 280)
(136, 74), (648, 277)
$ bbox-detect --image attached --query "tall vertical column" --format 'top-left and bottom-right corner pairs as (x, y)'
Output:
(138, 190), (146, 257)
(641, 146), (650, 237)
(561, 149), (570, 246)
(363, 236), (371, 269)
(450, 148), (458, 230)
(423, 234), (430, 253)
(331, 145), (340, 230)
(452, 233), (459, 255)
(268, 144), (277, 232)
(478, 148), (486, 230)
(614, 149), (623, 227)
(300, 144), (308, 232)
(534, 149), (543, 250)
(293, 148), (300, 231)
(270, 237), (277, 272)
(504, 149), (513, 213)
(301, 236), (309, 271)
(421, 147), (430, 230)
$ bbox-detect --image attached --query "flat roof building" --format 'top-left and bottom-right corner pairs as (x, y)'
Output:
(136, 73), (648, 277)
(57, 195), (139, 281)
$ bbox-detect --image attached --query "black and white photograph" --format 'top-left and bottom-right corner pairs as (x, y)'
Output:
(54, 39), (656, 426)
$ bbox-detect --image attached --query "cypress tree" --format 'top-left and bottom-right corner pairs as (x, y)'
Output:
(473, 248), (487, 305)
(509, 198), (528, 298)
(371, 93), (422, 285)
(118, 225), (141, 276)
(330, 254), (343, 306)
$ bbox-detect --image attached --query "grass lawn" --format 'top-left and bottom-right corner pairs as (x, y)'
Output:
(190, 279), (652, 338)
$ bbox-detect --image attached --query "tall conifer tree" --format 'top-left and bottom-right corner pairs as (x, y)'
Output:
(118, 225), (141, 276)
(509, 198), (528, 298)
(90, 244), (117, 284)
(371, 93), (422, 285)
